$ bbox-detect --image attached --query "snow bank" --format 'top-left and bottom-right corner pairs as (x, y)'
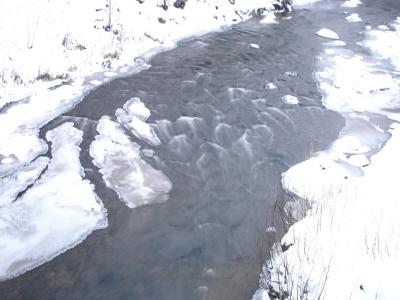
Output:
(0, 0), (276, 103)
(254, 17), (400, 300)
(90, 116), (172, 209)
(0, 122), (107, 280)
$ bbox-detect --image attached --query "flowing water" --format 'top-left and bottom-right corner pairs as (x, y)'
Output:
(1, 0), (397, 299)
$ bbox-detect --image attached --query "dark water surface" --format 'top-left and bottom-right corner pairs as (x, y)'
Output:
(3, 0), (397, 298)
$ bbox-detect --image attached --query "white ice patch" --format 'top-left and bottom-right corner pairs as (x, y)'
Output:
(316, 28), (340, 40)
(116, 97), (161, 146)
(316, 52), (400, 115)
(249, 43), (260, 49)
(0, 83), (84, 177)
(292, 0), (321, 7)
(263, 124), (400, 300)
(0, 122), (107, 281)
(324, 40), (346, 47)
(255, 13), (400, 300)
(266, 82), (277, 90)
(364, 19), (400, 70)
(345, 13), (362, 22)
(282, 95), (299, 105)
(90, 116), (172, 209)
(341, 0), (362, 8)
(0, 156), (49, 207)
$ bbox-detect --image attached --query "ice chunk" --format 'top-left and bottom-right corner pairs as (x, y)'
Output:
(0, 122), (107, 281)
(316, 28), (340, 40)
(265, 82), (277, 90)
(121, 97), (151, 121)
(249, 43), (260, 49)
(345, 13), (362, 22)
(0, 84), (84, 177)
(341, 0), (362, 8)
(0, 156), (49, 207)
(90, 116), (172, 209)
(116, 97), (161, 146)
(282, 95), (299, 105)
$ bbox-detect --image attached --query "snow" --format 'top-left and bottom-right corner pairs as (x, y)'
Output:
(0, 0), (276, 101)
(0, 122), (107, 280)
(282, 95), (299, 105)
(254, 17), (400, 300)
(316, 52), (400, 115)
(316, 28), (340, 40)
(345, 13), (362, 22)
(260, 14), (278, 24)
(341, 0), (362, 8)
(90, 116), (172, 209)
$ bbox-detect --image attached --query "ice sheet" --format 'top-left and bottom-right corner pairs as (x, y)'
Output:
(90, 116), (172, 209)
(0, 122), (107, 281)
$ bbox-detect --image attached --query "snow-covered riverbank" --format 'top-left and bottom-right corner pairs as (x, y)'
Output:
(0, 0), (280, 107)
(254, 1), (400, 299)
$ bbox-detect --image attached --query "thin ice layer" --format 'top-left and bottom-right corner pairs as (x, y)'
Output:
(116, 97), (161, 146)
(0, 122), (107, 281)
(90, 116), (172, 209)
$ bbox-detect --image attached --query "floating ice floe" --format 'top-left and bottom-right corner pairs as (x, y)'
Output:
(90, 116), (172, 209)
(0, 122), (107, 281)
(249, 43), (260, 49)
(282, 95), (299, 105)
(116, 97), (161, 146)
(341, 0), (362, 8)
(316, 28), (340, 40)
(345, 13), (362, 22)
(265, 82), (277, 89)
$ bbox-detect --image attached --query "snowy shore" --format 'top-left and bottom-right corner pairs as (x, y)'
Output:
(254, 2), (400, 299)
(0, 0), (279, 107)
